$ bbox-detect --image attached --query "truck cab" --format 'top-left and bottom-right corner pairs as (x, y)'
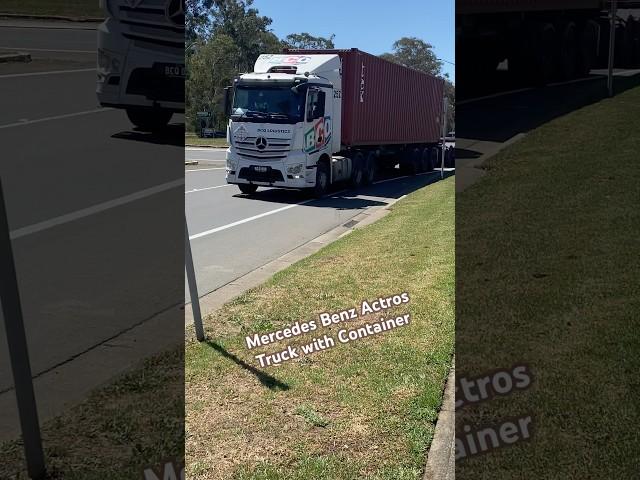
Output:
(225, 54), (342, 196)
(96, 0), (185, 131)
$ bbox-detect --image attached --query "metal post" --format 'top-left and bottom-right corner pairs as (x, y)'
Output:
(441, 97), (448, 179)
(608, 0), (618, 97)
(185, 217), (205, 341)
(0, 179), (46, 479)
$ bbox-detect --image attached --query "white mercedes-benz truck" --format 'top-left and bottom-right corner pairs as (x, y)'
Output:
(96, 0), (185, 131)
(224, 49), (446, 197)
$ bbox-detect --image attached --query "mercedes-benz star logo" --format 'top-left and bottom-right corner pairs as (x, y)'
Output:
(255, 137), (268, 150)
(165, 0), (185, 26)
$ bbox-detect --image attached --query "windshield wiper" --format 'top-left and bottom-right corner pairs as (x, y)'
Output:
(235, 109), (267, 121)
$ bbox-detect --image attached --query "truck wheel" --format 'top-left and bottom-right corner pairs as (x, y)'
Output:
(558, 22), (579, 80)
(313, 161), (329, 198)
(238, 184), (258, 195)
(430, 148), (441, 171)
(349, 152), (365, 188)
(126, 107), (172, 132)
(363, 151), (377, 185)
(421, 147), (433, 172)
(579, 20), (599, 76)
(401, 148), (420, 175)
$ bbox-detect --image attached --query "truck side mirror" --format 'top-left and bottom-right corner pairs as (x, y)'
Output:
(223, 86), (233, 116)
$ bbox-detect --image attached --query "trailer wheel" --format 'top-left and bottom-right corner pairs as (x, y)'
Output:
(558, 22), (579, 80)
(579, 20), (599, 77)
(238, 184), (258, 195)
(312, 160), (329, 198)
(126, 107), (172, 132)
(430, 148), (440, 171)
(349, 152), (365, 188)
(421, 147), (434, 172)
(401, 148), (420, 175)
(363, 151), (377, 185)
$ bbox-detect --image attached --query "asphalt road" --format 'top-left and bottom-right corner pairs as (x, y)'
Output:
(0, 20), (183, 438)
(185, 147), (453, 300)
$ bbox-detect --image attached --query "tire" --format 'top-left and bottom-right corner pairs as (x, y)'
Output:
(313, 160), (329, 198)
(579, 20), (599, 77)
(238, 184), (258, 195)
(558, 22), (579, 80)
(430, 148), (441, 171)
(401, 148), (420, 175)
(349, 151), (365, 188)
(126, 107), (172, 132)
(363, 151), (377, 185)
(421, 147), (434, 172)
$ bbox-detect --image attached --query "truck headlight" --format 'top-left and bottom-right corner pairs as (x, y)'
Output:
(98, 48), (122, 75)
(226, 157), (237, 171)
(286, 163), (304, 175)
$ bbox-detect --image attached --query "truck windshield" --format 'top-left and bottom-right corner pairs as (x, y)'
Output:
(231, 86), (304, 124)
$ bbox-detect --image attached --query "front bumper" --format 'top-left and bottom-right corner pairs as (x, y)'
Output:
(225, 149), (315, 189)
(96, 19), (184, 112)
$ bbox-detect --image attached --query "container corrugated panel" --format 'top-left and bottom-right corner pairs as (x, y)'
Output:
(284, 48), (444, 147)
(457, 0), (603, 14)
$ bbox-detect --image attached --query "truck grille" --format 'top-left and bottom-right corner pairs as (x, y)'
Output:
(235, 137), (291, 160)
(117, 0), (184, 50)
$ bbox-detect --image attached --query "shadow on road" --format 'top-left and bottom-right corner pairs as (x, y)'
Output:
(458, 73), (640, 143)
(204, 340), (290, 391)
(234, 170), (455, 209)
(111, 123), (185, 147)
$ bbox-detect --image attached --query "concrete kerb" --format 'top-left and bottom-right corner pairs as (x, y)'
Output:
(183, 190), (410, 327)
(0, 51), (31, 63)
(423, 358), (455, 480)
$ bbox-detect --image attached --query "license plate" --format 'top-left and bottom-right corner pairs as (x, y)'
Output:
(155, 63), (185, 78)
(253, 166), (268, 173)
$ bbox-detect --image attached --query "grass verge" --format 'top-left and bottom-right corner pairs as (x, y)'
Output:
(186, 177), (455, 479)
(0, 0), (103, 18)
(0, 348), (184, 479)
(456, 84), (640, 476)
(185, 133), (229, 148)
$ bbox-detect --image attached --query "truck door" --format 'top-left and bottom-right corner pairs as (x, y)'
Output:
(303, 87), (332, 155)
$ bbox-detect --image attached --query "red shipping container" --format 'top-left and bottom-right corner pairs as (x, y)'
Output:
(284, 48), (445, 147)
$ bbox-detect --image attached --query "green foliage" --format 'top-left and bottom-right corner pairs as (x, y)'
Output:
(283, 33), (336, 50)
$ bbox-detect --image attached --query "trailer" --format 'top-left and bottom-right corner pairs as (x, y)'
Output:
(457, 0), (640, 97)
(223, 48), (449, 197)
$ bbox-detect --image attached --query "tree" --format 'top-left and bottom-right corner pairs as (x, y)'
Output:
(283, 33), (335, 50)
(380, 37), (443, 76)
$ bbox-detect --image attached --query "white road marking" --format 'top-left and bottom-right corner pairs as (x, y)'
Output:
(0, 68), (95, 79)
(189, 201), (313, 240)
(188, 171), (450, 240)
(185, 184), (232, 194)
(0, 47), (94, 53)
(0, 107), (113, 129)
(10, 179), (184, 240)
(185, 167), (226, 172)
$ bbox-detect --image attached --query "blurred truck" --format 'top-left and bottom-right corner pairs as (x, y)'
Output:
(457, 0), (640, 96)
(96, 0), (185, 131)
(224, 48), (449, 196)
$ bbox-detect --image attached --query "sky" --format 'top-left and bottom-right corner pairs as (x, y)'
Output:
(250, 0), (455, 82)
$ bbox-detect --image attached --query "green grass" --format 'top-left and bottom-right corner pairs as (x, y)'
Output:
(0, 348), (184, 479)
(456, 84), (640, 477)
(0, 0), (103, 18)
(185, 133), (229, 148)
(185, 177), (455, 479)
